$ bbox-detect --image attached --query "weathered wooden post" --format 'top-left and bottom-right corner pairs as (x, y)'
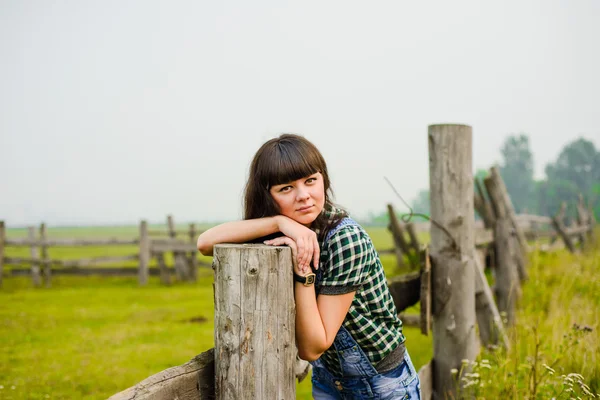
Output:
(138, 220), (150, 285)
(484, 173), (521, 325)
(475, 178), (495, 229)
(213, 244), (296, 399)
(474, 249), (509, 350)
(387, 204), (411, 268)
(28, 227), (41, 287)
(428, 124), (478, 397)
(188, 223), (198, 282)
(576, 194), (590, 244)
(40, 223), (51, 287)
(490, 167), (529, 253)
(0, 221), (5, 287)
(406, 222), (421, 255)
(168, 215), (188, 281)
(552, 214), (576, 253)
(155, 251), (171, 285)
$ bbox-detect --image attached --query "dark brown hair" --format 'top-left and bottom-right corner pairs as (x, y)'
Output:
(244, 134), (343, 231)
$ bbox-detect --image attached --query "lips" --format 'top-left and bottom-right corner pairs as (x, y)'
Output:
(297, 205), (314, 212)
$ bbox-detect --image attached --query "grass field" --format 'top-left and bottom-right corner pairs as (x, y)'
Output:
(1, 225), (598, 399)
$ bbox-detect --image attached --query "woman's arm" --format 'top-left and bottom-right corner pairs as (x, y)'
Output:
(197, 216), (320, 270)
(295, 286), (355, 361)
(196, 217), (280, 256)
(263, 235), (354, 361)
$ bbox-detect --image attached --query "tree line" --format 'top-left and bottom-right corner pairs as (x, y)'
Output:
(368, 135), (599, 225)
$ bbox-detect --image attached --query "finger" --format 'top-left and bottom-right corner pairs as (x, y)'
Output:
(296, 237), (306, 270)
(313, 236), (320, 270)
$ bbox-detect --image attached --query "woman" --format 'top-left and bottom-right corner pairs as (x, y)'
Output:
(197, 134), (420, 399)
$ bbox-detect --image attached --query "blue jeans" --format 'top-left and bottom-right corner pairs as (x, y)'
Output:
(310, 327), (421, 399)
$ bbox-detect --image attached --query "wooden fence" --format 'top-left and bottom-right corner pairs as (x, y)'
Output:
(105, 124), (595, 399)
(0, 215), (210, 287)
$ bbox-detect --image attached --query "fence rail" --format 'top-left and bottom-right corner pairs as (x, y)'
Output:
(0, 215), (208, 287)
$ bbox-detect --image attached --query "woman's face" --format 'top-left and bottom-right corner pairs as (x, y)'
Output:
(269, 172), (326, 227)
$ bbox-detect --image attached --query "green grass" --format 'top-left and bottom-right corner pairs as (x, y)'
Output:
(2, 225), (597, 399)
(1, 225), (429, 399)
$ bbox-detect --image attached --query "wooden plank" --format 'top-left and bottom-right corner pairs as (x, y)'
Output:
(213, 244), (295, 400)
(420, 247), (431, 336)
(552, 216), (576, 253)
(474, 229), (494, 247)
(475, 177), (495, 229)
(418, 361), (433, 400)
(139, 220), (150, 285)
(428, 124), (478, 397)
(398, 313), (421, 327)
(39, 223), (51, 287)
(490, 166), (530, 253)
(516, 214), (552, 224)
(28, 227), (42, 287)
(8, 266), (210, 277)
(108, 348), (215, 400)
(474, 251), (510, 350)
(564, 224), (592, 236)
(406, 222), (421, 254)
(5, 238), (138, 246)
(188, 224), (198, 282)
(387, 272), (421, 313)
(155, 252), (171, 285)
(108, 344), (311, 400)
(151, 242), (198, 253)
(168, 215), (189, 281)
(0, 221), (4, 287)
(387, 204), (410, 267)
(485, 174), (521, 325)
(4, 255), (138, 267)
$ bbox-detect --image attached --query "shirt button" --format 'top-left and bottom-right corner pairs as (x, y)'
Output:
(335, 380), (343, 391)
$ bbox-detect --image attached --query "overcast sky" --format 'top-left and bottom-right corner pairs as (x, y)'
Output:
(1, 1), (599, 226)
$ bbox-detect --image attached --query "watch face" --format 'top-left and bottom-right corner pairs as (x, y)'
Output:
(306, 274), (315, 285)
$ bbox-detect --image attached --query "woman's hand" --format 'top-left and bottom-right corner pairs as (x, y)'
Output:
(264, 235), (316, 275)
(273, 216), (320, 272)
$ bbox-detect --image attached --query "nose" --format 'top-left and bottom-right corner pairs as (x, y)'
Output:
(296, 186), (310, 201)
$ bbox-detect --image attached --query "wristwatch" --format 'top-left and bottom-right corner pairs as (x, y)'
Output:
(293, 272), (316, 286)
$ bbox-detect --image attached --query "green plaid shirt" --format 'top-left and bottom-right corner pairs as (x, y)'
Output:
(312, 206), (405, 376)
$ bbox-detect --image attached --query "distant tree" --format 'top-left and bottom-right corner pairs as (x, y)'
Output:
(545, 137), (599, 198)
(542, 137), (600, 220)
(499, 134), (534, 213)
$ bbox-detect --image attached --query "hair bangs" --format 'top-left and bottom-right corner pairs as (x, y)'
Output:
(262, 141), (323, 189)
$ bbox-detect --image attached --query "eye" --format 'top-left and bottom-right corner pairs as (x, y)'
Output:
(278, 185), (293, 193)
(306, 176), (317, 184)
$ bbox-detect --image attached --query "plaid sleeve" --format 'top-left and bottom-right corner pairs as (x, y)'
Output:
(319, 225), (372, 295)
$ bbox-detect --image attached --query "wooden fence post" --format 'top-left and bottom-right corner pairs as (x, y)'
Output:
(552, 214), (576, 254)
(0, 221), (5, 287)
(576, 194), (590, 245)
(40, 223), (51, 287)
(484, 174), (521, 325)
(156, 251), (171, 285)
(474, 249), (509, 350)
(489, 167), (528, 281)
(188, 223), (198, 282)
(406, 222), (421, 255)
(387, 204), (411, 268)
(475, 178), (495, 229)
(139, 220), (150, 285)
(214, 244), (296, 399)
(28, 227), (41, 287)
(168, 215), (188, 281)
(489, 167), (529, 253)
(428, 124), (478, 397)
